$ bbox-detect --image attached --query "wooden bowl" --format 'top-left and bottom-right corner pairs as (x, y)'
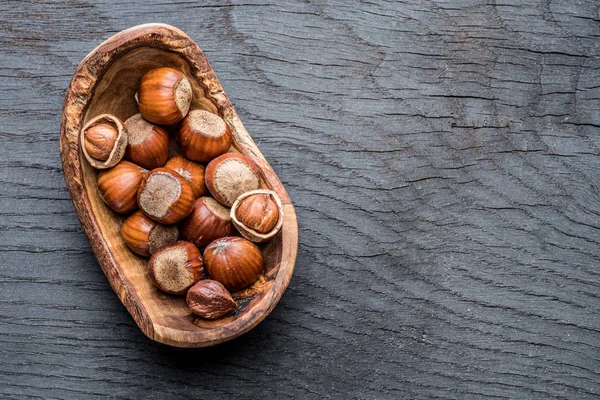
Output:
(59, 24), (298, 347)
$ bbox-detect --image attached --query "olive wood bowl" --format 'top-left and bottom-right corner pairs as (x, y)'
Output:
(59, 23), (298, 347)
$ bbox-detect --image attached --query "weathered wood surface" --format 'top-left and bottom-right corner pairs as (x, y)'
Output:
(0, 0), (598, 398)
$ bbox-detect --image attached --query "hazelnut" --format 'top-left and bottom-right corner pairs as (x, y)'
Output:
(164, 155), (207, 198)
(97, 161), (147, 214)
(148, 241), (204, 295)
(203, 236), (263, 292)
(138, 67), (192, 125)
(81, 114), (128, 169)
(177, 109), (232, 162)
(186, 280), (237, 319)
(205, 153), (262, 207)
(124, 113), (170, 169)
(181, 197), (234, 249)
(231, 189), (284, 243)
(121, 210), (179, 257)
(137, 168), (195, 224)
(84, 124), (117, 161)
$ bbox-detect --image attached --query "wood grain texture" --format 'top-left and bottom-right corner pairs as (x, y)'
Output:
(0, 0), (599, 398)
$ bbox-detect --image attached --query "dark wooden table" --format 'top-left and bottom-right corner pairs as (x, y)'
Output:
(1, 1), (599, 398)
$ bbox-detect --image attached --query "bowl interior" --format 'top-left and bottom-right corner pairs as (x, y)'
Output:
(82, 46), (282, 332)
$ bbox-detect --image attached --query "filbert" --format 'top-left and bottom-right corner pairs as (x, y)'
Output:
(138, 67), (192, 125)
(203, 236), (263, 292)
(148, 241), (204, 295)
(124, 113), (170, 169)
(137, 167), (195, 224)
(181, 197), (234, 249)
(231, 189), (284, 243)
(205, 153), (262, 207)
(121, 210), (179, 257)
(164, 155), (207, 198)
(81, 114), (128, 169)
(177, 109), (232, 162)
(186, 280), (237, 319)
(97, 161), (147, 214)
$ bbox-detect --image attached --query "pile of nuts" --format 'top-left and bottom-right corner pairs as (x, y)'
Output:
(81, 67), (283, 320)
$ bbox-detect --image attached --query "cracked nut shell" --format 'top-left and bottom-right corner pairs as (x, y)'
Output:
(231, 189), (284, 243)
(81, 114), (128, 169)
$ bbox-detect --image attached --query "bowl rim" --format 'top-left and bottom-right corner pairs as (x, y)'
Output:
(59, 23), (298, 347)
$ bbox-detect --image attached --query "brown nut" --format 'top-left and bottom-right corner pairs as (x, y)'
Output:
(121, 210), (179, 257)
(148, 241), (204, 295)
(186, 280), (237, 319)
(203, 236), (263, 292)
(137, 167), (195, 224)
(138, 67), (192, 125)
(81, 114), (128, 169)
(84, 124), (117, 161)
(177, 110), (232, 162)
(205, 153), (262, 207)
(164, 155), (207, 198)
(231, 189), (284, 243)
(97, 161), (147, 214)
(124, 113), (170, 169)
(181, 197), (234, 249)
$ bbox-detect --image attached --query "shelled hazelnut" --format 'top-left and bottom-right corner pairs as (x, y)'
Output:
(231, 189), (284, 243)
(81, 114), (128, 169)
(186, 280), (237, 319)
